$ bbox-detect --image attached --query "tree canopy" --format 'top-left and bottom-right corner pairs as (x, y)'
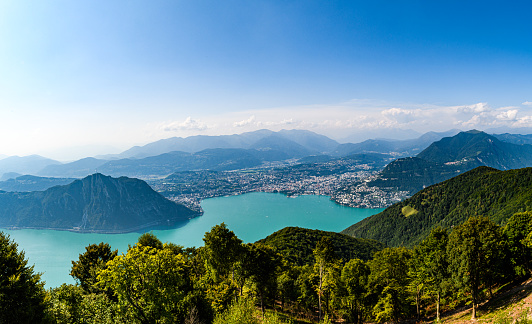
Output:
(0, 231), (48, 324)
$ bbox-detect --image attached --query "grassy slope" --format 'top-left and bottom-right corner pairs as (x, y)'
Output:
(440, 277), (532, 324)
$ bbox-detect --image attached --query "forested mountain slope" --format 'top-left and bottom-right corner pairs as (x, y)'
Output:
(342, 166), (532, 246)
(256, 226), (385, 266)
(0, 173), (199, 232)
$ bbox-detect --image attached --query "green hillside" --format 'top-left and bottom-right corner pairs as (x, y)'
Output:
(256, 226), (385, 266)
(368, 156), (462, 193)
(342, 166), (532, 247)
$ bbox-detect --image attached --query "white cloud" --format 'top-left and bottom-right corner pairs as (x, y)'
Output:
(513, 115), (532, 128)
(233, 115), (256, 127)
(522, 101), (532, 106)
(280, 118), (295, 125)
(496, 109), (518, 121)
(161, 117), (209, 132)
(147, 100), (532, 144)
(258, 118), (297, 127)
(456, 102), (491, 114)
(381, 108), (419, 123)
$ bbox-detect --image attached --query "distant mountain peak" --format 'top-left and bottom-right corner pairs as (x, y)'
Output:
(465, 129), (483, 134)
(372, 130), (532, 195)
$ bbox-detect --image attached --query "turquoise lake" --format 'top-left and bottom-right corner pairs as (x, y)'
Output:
(2, 192), (383, 288)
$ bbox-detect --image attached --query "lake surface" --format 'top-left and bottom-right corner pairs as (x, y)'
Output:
(2, 192), (383, 288)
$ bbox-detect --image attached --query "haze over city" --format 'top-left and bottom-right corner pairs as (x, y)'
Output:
(1, 1), (531, 160)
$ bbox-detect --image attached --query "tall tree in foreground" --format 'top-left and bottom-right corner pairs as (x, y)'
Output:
(203, 223), (244, 283)
(447, 216), (504, 320)
(340, 258), (370, 324)
(71, 242), (118, 293)
(411, 227), (449, 321)
(313, 236), (339, 321)
(242, 243), (281, 317)
(0, 231), (48, 324)
(202, 223), (244, 314)
(368, 247), (412, 323)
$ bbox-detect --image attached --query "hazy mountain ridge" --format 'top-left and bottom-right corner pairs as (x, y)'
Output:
(492, 133), (532, 145)
(96, 149), (265, 178)
(0, 175), (76, 192)
(342, 166), (532, 247)
(249, 134), (317, 158)
(38, 157), (109, 178)
(0, 155), (61, 178)
(0, 173), (199, 233)
(333, 129), (460, 157)
(3, 129), (532, 182)
(112, 129), (339, 159)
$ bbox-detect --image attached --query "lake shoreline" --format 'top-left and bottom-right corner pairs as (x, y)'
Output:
(1, 217), (200, 234)
(4, 192), (384, 288)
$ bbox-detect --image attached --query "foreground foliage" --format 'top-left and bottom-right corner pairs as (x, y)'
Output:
(0, 231), (48, 324)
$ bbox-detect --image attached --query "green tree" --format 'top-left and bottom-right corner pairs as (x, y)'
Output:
(277, 263), (300, 312)
(368, 247), (412, 323)
(447, 216), (505, 319)
(504, 211), (532, 275)
(410, 227), (449, 321)
(137, 232), (163, 250)
(203, 223), (244, 283)
(202, 223), (244, 313)
(70, 242), (118, 293)
(0, 231), (48, 324)
(47, 284), (119, 324)
(97, 242), (199, 324)
(295, 264), (318, 312)
(340, 258), (370, 324)
(313, 236), (340, 321)
(243, 243), (281, 316)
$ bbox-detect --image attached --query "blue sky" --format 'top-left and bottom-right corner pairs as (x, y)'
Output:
(1, 1), (531, 160)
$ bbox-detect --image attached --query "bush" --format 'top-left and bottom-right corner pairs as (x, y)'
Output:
(213, 298), (259, 324)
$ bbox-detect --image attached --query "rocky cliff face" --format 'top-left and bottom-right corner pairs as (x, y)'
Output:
(0, 173), (200, 233)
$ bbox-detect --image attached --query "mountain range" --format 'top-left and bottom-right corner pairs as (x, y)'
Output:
(103, 129), (340, 159)
(333, 129), (460, 157)
(0, 173), (199, 233)
(3, 129), (532, 182)
(0, 155), (61, 178)
(369, 130), (532, 194)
